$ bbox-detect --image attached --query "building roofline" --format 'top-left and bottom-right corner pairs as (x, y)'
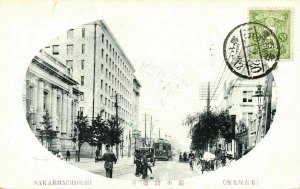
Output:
(32, 56), (78, 86)
(89, 20), (136, 72)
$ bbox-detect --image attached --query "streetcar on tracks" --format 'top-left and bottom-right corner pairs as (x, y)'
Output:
(154, 138), (173, 160)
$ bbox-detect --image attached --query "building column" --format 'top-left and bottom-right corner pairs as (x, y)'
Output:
(46, 83), (52, 116)
(31, 77), (38, 132)
(51, 88), (61, 151)
(61, 91), (68, 136)
(51, 87), (58, 131)
(57, 89), (63, 134)
(36, 79), (44, 130)
(67, 95), (72, 136)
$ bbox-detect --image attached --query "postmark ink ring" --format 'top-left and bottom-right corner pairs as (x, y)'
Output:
(223, 22), (280, 79)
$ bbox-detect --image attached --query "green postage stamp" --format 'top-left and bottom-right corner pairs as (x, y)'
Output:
(249, 9), (291, 59)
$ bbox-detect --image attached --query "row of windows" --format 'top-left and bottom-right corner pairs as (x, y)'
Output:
(100, 79), (132, 109)
(100, 94), (132, 119)
(101, 49), (133, 88)
(242, 91), (253, 103)
(66, 27), (133, 79)
(101, 34), (133, 79)
(52, 44), (85, 55)
(101, 66), (132, 99)
(80, 77), (132, 111)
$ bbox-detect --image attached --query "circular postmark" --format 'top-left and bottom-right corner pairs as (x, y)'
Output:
(223, 22), (280, 79)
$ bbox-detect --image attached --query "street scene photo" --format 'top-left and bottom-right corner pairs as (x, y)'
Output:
(22, 19), (277, 181)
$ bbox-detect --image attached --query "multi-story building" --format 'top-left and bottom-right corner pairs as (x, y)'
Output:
(223, 75), (277, 159)
(223, 77), (265, 159)
(24, 20), (141, 157)
(23, 50), (82, 151)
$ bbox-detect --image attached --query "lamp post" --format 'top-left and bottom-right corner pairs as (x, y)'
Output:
(253, 84), (264, 145)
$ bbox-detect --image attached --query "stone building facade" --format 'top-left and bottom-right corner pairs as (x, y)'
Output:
(23, 50), (82, 152)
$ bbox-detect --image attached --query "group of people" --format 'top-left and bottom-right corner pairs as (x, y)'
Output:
(134, 150), (154, 179)
(179, 151), (195, 163)
(179, 151), (199, 170)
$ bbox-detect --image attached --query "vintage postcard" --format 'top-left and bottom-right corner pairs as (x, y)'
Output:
(0, 0), (299, 189)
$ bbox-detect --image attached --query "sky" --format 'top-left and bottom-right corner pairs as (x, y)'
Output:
(98, 4), (246, 150)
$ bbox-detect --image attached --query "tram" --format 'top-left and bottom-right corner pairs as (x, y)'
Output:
(154, 138), (173, 160)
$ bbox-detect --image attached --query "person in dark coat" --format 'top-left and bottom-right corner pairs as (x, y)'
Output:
(134, 150), (143, 176)
(183, 152), (187, 162)
(66, 150), (70, 161)
(101, 144), (117, 178)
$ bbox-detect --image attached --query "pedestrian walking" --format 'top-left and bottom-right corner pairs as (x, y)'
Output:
(95, 149), (100, 162)
(134, 150), (142, 176)
(179, 152), (183, 162)
(188, 151), (195, 170)
(221, 153), (226, 167)
(141, 151), (149, 179)
(66, 150), (70, 161)
(101, 144), (117, 178)
(183, 152), (187, 162)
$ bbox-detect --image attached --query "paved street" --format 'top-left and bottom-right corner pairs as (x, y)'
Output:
(68, 157), (215, 181)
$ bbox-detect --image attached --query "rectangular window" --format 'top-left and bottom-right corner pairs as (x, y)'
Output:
(82, 44), (85, 54)
(81, 60), (84, 70)
(67, 29), (74, 39)
(106, 54), (108, 63)
(247, 91), (253, 102)
(79, 107), (84, 114)
(106, 40), (108, 49)
(81, 94), (84, 101)
(101, 64), (104, 73)
(101, 49), (104, 58)
(101, 80), (103, 89)
(243, 91), (253, 102)
(52, 45), (59, 55)
(81, 76), (84, 86)
(102, 34), (104, 43)
(82, 28), (85, 38)
(67, 44), (73, 55)
(100, 95), (103, 104)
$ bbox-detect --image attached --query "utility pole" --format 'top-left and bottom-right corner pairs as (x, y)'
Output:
(150, 116), (152, 147)
(265, 73), (274, 134)
(199, 82), (216, 112)
(144, 114), (147, 146)
(115, 93), (119, 158)
(129, 130), (131, 157)
(159, 127), (160, 138)
(207, 81), (210, 113)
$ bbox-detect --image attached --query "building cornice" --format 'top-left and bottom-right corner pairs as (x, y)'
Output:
(32, 56), (78, 86)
